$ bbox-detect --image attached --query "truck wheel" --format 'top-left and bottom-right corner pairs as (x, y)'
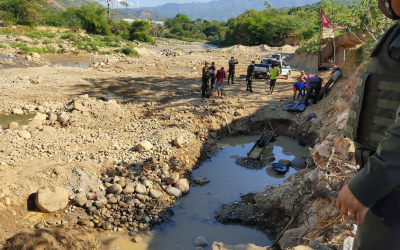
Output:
(255, 74), (259, 79)
(285, 71), (291, 80)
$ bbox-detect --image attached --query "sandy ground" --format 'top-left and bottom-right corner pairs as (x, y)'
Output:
(0, 39), (333, 249)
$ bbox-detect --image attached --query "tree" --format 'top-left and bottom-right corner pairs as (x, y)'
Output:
(0, 0), (50, 25)
(129, 20), (155, 44)
(74, 2), (111, 35)
(351, 0), (394, 41)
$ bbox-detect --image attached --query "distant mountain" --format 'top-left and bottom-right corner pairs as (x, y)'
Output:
(127, 0), (360, 21)
(117, 9), (166, 21)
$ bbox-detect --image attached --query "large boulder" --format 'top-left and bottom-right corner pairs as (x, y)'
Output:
(175, 179), (190, 194)
(137, 140), (153, 153)
(35, 186), (69, 213)
(166, 187), (182, 198)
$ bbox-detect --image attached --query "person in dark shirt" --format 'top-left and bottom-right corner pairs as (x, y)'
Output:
(246, 61), (255, 92)
(201, 62), (211, 98)
(228, 57), (238, 84)
(209, 62), (216, 97)
(304, 75), (322, 105)
(293, 81), (306, 101)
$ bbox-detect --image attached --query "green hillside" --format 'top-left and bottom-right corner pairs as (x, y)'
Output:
(117, 9), (166, 21)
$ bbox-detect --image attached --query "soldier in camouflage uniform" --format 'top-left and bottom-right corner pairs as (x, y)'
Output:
(228, 57), (238, 84)
(336, 1), (400, 249)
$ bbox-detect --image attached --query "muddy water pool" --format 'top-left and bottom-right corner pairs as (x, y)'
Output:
(0, 114), (35, 129)
(97, 136), (309, 250)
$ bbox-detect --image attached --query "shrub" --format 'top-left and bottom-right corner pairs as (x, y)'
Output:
(117, 47), (139, 57)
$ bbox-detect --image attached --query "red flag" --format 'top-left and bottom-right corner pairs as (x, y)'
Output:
(321, 9), (347, 29)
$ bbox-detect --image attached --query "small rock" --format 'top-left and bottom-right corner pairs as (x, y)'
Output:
(166, 187), (182, 198)
(137, 140), (153, 153)
(108, 184), (123, 194)
(149, 189), (163, 199)
(291, 157), (307, 169)
(8, 122), (18, 130)
(174, 136), (184, 147)
(27, 119), (42, 129)
(209, 132), (218, 139)
(5, 197), (11, 206)
(175, 179), (189, 194)
(167, 172), (180, 185)
(73, 195), (87, 207)
(42, 126), (56, 134)
(195, 176), (210, 185)
(81, 94), (89, 99)
(319, 126), (329, 140)
(195, 236), (209, 246)
(49, 113), (57, 122)
(58, 113), (70, 124)
(35, 186), (69, 213)
(18, 130), (31, 139)
(107, 196), (118, 204)
(74, 102), (84, 111)
(279, 159), (291, 167)
(94, 199), (107, 208)
(143, 180), (152, 187)
(267, 156), (276, 162)
(132, 235), (142, 243)
(135, 184), (146, 194)
(12, 108), (24, 115)
(34, 113), (47, 121)
(123, 185), (135, 194)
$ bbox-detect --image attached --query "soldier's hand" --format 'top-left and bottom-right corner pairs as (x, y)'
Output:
(336, 184), (369, 224)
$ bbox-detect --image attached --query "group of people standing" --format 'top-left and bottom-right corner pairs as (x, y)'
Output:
(292, 71), (323, 105)
(201, 57), (238, 99)
(201, 57), (282, 99)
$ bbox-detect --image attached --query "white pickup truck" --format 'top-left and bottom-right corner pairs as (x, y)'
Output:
(254, 58), (292, 79)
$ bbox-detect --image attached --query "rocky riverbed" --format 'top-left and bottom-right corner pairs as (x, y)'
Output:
(0, 34), (359, 250)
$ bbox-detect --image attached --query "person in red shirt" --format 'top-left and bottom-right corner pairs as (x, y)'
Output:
(216, 67), (227, 99)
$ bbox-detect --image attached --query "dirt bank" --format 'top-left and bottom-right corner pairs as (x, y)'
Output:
(214, 52), (362, 249)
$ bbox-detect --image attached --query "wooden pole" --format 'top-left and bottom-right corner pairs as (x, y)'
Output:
(332, 10), (336, 66)
(318, 8), (323, 69)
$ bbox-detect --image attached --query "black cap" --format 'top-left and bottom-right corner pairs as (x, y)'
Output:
(379, 0), (400, 20)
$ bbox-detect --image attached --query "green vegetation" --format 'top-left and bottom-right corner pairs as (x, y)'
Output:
(129, 20), (155, 44)
(10, 42), (56, 54)
(0, 0), (391, 57)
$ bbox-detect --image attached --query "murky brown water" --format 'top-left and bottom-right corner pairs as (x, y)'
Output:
(95, 136), (309, 250)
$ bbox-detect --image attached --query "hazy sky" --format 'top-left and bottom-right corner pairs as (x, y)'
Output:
(124, 0), (213, 8)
